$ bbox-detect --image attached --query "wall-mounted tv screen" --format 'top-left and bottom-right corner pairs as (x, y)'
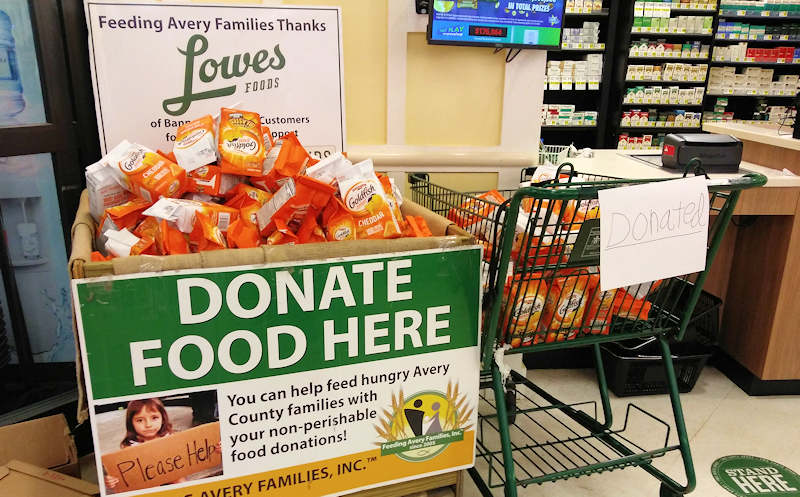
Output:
(427, 1), (565, 49)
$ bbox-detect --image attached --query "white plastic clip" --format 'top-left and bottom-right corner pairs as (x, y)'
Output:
(493, 344), (513, 391)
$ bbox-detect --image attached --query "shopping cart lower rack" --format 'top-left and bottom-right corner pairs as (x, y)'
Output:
(410, 167), (766, 497)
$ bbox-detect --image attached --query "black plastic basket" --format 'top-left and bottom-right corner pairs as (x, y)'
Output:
(648, 278), (723, 346)
(601, 340), (712, 397)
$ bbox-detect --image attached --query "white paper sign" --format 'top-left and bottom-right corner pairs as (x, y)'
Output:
(598, 176), (709, 291)
(85, 1), (345, 157)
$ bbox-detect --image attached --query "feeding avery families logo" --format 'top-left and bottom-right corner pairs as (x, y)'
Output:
(377, 382), (473, 462)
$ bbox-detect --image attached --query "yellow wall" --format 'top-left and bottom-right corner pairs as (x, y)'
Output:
(405, 33), (505, 147)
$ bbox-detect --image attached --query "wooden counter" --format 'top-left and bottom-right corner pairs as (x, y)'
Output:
(567, 150), (800, 391)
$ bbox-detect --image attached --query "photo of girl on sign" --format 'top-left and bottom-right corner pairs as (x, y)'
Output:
(96, 390), (222, 494)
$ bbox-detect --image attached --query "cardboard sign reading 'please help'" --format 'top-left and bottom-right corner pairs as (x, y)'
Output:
(598, 176), (709, 291)
(101, 422), (221, 492)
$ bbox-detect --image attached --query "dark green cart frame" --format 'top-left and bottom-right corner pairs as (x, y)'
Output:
(410, 166), (766, 497)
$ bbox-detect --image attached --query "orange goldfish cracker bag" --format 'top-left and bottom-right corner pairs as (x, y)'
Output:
(583, 272), (621, 335)
(322, 197), (356, 242)
(256, 175), (336, 236)
(562, 198), (600, 227)
(336, 159), (402, 240)
(106, 141), (187, 201)
(502, 274), (549, 348)
(614, 280), (662, 321)
(187, 165), (223, 196)
(378, 174), (406, 231)
(306, 153), (351, 187)
(156, 150), (177, 163)
(190, 211), (228, 252)
(447, 190), (506, 231)
(226, 217), (261, 249)
(266, 218), (299, 245)
(224, 183), (273, 208)
(541, 270), (591, 342)
(253, 132), (317, 192)
(261, 125), (275, 150)
(144, 198), (239, 234)
(218, 108), (266, 176)
(404, 216), (432, 238)
(296, 212), (327, 244)
(173, 114), (217, 172)
(156, 219), (190, 255)
(97, 198), (152, 235)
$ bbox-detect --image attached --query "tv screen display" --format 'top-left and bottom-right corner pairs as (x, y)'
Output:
(428, 0), (565, 49)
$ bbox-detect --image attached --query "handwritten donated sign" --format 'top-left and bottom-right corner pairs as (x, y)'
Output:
(102, 422), (222, 492)
(598, 176), (709, 291)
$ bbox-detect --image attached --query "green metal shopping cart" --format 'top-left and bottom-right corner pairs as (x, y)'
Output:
(410, 165), (766, 497)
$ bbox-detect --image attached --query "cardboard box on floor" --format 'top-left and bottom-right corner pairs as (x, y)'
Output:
(0, 460), (98, 497)
(0, 414), (79, 477)
(68, 190), (474, 422)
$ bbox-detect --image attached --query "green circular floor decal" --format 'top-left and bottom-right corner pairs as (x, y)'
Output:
(712, 455), (800, 496)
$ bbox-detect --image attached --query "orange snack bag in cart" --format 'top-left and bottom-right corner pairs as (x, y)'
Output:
(173, 115), (217, 172)
(217, 108), (266, 176)
(155, 219), (190, 255)
(541, 270), (591, 342)
(378, 174), (406, 231)
(106, 141), (187, 201)
(336, 159), (403, 239)
(266, 218), (299, 245)
(256, 176), (337, 236)
(447, 190), (506, 230)
(583, 273), (621, 335)
(502, 274), (549, 348)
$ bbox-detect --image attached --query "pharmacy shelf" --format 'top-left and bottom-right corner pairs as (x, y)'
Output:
(719, 11), (800, 20)
(559, 46), (607, 53)
(711, 59), (800, 66)
(544, 88), (601, 92)
(631, 29), (714, 38)
(622, 102), (704, 107)
(629, 55), (710, 61)
(671, 7), (718, 14)
(715, 35), (800, 43)
(707, 92), (796, 98)
(541, 125), (598, 130)
(565, 9), (609, 18)
(619, 125), (702, 130)
(625, 80), (707, 85)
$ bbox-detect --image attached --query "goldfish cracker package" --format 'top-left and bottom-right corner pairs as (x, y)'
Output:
(173, 115), (217, 172)
(378, 174), (406, 231)
(502, 274), (549, 348)
(156, 149), (177, 163)
(404, 216), (432, 238)
(224, 183), (273, 208)
(85, 160), (134, 222)
(155, 219), (190, 255)
(306, 153), (351, 187)
(253, 133), (317, 192)
(226, 216), (261, 249)
(217, 108), (266, 176)
(562, 198), (600, 227)
(144, 198), (239, 234)
(261, 125), (275, 150)
(541, 270), (591, 342)
(583, 272), (620, 335)
(256, 176), (336, 236)
(266, 219), (299, 245)
(447, 190), (506, 231)
(336, 159), (403, 240)
(105, 141), (187, 202)
(186, 165), (222, 196)
(614, 280), (662, 321)
(321, 197), (356, 242)
(190, 211), (228, 252)
(97, 198), (152, 236)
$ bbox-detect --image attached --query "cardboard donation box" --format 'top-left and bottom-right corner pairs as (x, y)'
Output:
(70, 189), (481, 497)
(0, 460), (99, 497)
(0, 414), (79, 476)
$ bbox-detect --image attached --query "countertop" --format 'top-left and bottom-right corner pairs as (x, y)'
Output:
(561, 150), (800, 188)
(702, 121), (800, 152)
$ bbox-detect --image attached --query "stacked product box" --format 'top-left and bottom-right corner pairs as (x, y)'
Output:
(624, 85), (705, 104)
(621, 109), (702, 127)
(718, 22), (800, 40)
(617, 133), (669, 150)
(714, 43), (798, 61)
(703, 97), (736, 121)
(630, 39), (710, 57)
(565, 0), (604, 12)
(720, 0), (800, 14)
(546, 55), (603, 90)
(708, 66), (800, 94)
(541, 105), (599, 126)
(626, 63), (708, 81)
(633, 13), (714, 34)
(562, 22), (602, 46)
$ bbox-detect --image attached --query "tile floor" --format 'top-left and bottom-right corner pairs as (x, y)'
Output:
(461, 366), (800, 497)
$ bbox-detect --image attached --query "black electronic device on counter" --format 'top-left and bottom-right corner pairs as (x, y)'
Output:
(661, 133), (743, 173)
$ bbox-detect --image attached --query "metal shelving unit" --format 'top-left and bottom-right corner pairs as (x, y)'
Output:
(542, 1), (621, 149)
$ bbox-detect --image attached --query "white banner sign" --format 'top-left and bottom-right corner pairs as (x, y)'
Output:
(85, 1), (346, 158)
